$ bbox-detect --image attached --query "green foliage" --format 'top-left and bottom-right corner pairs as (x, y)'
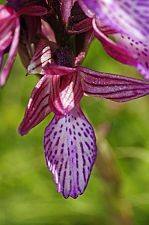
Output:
(0, 40), (149, 225)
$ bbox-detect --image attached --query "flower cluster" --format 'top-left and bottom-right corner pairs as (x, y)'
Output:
(0, 0), (149, 198)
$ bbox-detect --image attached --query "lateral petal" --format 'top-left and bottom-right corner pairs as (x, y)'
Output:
(79, 0), (149, 40)
(44, 106), (96, 198)
(93, 19), (149, 79)
(27, 39), (56, 75)
(19, 75), (51, 135)
(79, 67), (149, 102)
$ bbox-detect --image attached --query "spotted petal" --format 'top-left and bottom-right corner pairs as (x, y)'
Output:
(93, 19), (149, 79)
(19, 75), (51, 135)
(79, 0), (149, 40)
(80, 67), (149, 102)
(44, 106), (96, 198)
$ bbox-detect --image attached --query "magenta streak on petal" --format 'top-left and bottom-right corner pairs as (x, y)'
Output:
(79, 67), (149, 102)
(44, 106), (96, 199)
(49, 72), (83, 115)
(19, 75), (51, 135)
(0, 17), (20, 87)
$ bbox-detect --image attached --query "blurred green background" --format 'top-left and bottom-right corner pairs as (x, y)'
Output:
(0, 1), (149, 225)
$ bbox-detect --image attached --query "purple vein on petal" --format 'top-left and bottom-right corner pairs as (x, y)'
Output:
(19, 75), (51, 135)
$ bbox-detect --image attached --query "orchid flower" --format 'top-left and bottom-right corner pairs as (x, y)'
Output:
(78, 0), (149, 79)
(1, 0), (149, 198)
(19, 58), (149, 198)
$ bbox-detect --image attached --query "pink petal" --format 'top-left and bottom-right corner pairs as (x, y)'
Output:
(44, 106), (96, 198)
(93, 19), (149, 79)
(79, 67), (149, 102)
(19, 75), (51, 135)
(41, 19), (56, 42)
(42, 65), (76, 76)
(27, 39), (56, 74)
(0, 6), (20, 87)
(49, 72), (83, 115)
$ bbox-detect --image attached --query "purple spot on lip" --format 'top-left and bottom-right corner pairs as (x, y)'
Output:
(69, 128), (72, 135)
(65, 161), (68, 169)
(76, 159), (78, 168)
(82, 154), (86, 166)
(84, 132), (88, 137)
(85, 141), (91, 150)
(56, 137), (60, 146)
(86, 128), (89, 134)
(78, 132), (81, 136)
(62, 143), (64, 147)
(76, 153), (78, 159)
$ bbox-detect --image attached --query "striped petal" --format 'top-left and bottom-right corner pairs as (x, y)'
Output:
(44, 106), (96, 198)
(93, 19), (149, 79)
(49, 71), (83, 115)
(79, 67), (149, 102)
(19, 75), (51, 135)
(27, 39), (57, 75)
(79, 0), (149, 40)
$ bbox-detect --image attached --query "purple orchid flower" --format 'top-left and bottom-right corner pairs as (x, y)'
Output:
(1, 0), (149, 198)
(19, 58), (149, 198)
(78, 0), (149, 79)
